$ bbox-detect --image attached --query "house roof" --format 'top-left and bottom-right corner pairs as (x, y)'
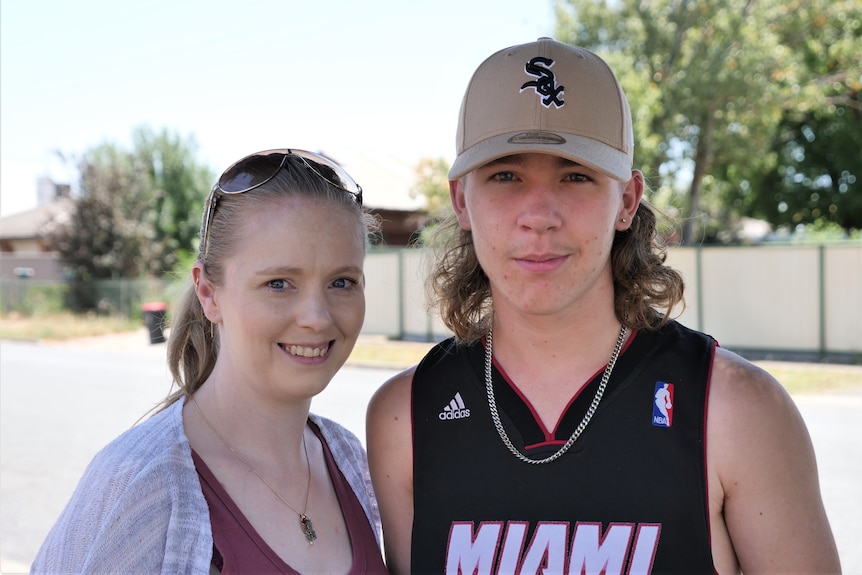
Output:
(0, 197), (74, 241)
(0, 149), (430, 242)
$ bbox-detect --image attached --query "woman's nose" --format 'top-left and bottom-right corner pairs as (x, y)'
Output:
(295, 291), (333, 331)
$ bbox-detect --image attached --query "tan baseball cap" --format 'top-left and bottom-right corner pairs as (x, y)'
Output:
(449, 37), (634, 182)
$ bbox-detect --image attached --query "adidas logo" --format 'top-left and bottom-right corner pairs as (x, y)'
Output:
(439, 392), (471, 420)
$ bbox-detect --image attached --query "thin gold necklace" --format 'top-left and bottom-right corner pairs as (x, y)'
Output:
(191, 396), (317, 544)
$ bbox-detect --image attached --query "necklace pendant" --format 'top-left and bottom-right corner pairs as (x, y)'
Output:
(299, 513), (317, 544)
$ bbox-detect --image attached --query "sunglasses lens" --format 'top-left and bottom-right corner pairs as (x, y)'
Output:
(217, 153), (285, 194)
(203, 149), (362, 257)
(215, 149), (362, 205)
(291, 151), (362, 198)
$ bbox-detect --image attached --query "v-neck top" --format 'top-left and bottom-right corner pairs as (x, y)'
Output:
(192, 421), (386, 574)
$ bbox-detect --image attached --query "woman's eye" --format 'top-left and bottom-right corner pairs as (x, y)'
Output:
(268, 279), (288, 290)
(332, 277), (357, 289)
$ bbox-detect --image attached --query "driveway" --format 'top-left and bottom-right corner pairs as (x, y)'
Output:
(2, 334), (860, 573)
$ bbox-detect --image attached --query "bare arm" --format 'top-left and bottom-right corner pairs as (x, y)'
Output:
(367, 367), (416, 575)
(707, 347), (841, 574)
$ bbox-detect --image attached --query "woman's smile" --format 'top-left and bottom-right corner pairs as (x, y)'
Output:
(278, 341), (333, 359)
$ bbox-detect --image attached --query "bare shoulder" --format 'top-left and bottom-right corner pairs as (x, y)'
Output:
(707, 346), (810, 489)
(707, 347), (840, 572)
(709, 346), (795, 415)
(367, 365), (416, 418)
(366, 366), (416, 443)
(366, 365), (415, 472)
(366, 367), (417, 574)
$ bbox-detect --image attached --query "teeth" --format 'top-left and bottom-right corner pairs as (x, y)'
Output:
(288, 344), (329, 358)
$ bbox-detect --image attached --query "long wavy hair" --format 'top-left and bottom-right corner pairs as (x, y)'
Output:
(159, 156), (379, 410)
(426, 189), (685, 343)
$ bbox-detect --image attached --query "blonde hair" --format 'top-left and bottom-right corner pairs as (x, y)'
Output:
(160, 157), (378, 409)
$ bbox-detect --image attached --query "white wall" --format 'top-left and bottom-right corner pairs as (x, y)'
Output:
(363, 244), (862, 356)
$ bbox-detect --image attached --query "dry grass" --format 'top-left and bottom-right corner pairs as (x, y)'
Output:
(348, 336), (434, 369)
(756, 361), (862, 395)
(2, 313), (860, 393)
(0, 312), (139, 341)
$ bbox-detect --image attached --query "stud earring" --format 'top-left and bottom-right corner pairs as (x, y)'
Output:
(621, 218), (627, 223)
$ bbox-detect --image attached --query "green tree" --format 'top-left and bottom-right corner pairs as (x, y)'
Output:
(745, 0), (862, 232)
(131, 127), (213, 272)
(555, 0), (861, 242)
(409, 157), (452, 244)
(47, 126), (212, 281)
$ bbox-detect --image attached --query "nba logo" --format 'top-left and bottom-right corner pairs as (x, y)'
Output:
(652, 382), (674, 428)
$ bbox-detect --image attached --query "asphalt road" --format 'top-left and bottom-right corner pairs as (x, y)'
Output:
(1, 335), (860, 574)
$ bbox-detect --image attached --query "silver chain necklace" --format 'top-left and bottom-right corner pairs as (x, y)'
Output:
(484, 324), (628, 465)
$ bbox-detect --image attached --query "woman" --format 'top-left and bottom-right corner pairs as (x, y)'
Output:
(32, 149), (386, 574)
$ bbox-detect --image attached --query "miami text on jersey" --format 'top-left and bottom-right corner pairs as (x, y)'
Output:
(446, 521), (661, 575)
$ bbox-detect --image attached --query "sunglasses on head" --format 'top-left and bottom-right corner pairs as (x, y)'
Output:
(199, 149), (363, 257)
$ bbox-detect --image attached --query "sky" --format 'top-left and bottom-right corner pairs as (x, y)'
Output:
(0, 0), (555, 215)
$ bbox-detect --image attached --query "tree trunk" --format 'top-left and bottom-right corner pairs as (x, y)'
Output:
(682, 108), (716, 245)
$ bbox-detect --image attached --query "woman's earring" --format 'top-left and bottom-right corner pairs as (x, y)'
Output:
(621, 218), (627, 223)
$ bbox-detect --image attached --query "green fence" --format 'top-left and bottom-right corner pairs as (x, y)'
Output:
(0, 277), (180, 319)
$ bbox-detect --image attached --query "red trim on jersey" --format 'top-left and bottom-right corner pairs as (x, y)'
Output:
(489, 330), (639, 447)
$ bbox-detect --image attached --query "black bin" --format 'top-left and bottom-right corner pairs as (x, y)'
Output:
(142, 302), (168, 344)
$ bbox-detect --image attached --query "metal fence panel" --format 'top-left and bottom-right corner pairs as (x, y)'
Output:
(825, 245), (862, 353)
(363, 251), (401, 338)
(4, 244), (860, 358)
(701, 246), (821, 351)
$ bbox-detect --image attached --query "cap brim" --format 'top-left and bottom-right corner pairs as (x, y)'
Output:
(448, 131), (631, 182)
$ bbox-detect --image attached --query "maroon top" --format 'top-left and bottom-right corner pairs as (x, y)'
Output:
(192, 421), (386, 574)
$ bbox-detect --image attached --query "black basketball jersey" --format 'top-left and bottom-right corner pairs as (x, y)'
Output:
(411, 320), (717, 574)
